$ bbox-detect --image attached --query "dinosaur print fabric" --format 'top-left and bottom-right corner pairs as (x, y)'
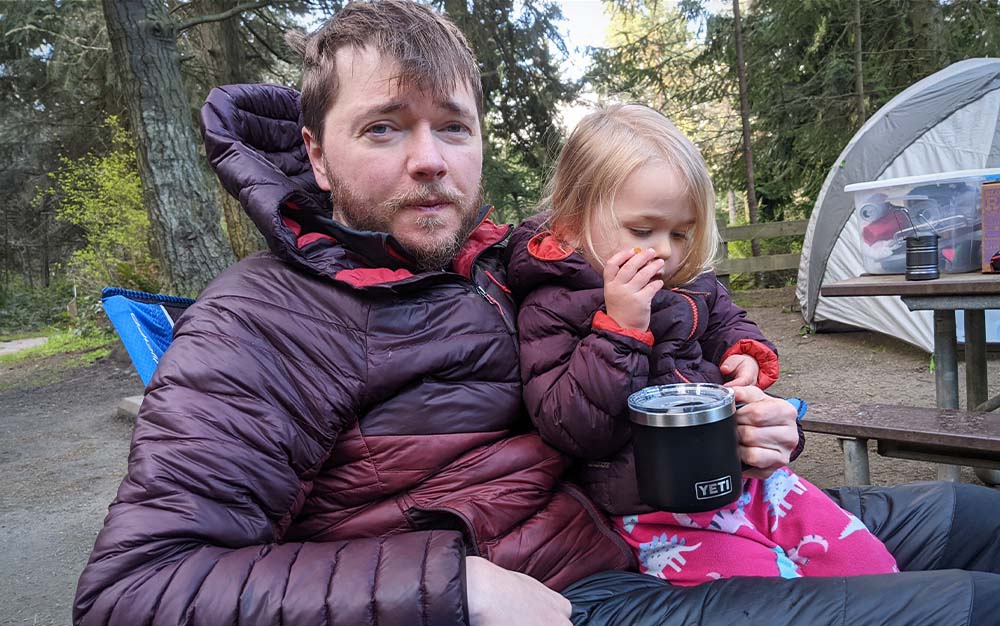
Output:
(614, 467), (899, 586)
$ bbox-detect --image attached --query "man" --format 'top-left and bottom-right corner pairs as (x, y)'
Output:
(75, 3), (630, 623)
(76, 2), (1000, 625)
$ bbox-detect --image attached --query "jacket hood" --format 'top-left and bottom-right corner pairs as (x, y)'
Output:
(200, 83), (502, 286)
(506, 212), (604, 301)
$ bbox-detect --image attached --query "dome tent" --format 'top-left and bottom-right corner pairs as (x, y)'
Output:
(796, 58), (1000, 351)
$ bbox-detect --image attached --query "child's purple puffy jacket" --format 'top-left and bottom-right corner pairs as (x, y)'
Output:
(506, 217), (782, 514)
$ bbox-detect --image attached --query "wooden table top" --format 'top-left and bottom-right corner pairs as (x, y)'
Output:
(802, 402), (1000, 452)
(821, 272), (1000, 298)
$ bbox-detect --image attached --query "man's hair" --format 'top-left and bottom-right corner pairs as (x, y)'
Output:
(537, 102), (719, 287)
(286, 0), (483, 144)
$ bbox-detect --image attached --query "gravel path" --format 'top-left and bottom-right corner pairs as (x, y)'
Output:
(0, 337), (48, 357)
(1, 355), (142, 626)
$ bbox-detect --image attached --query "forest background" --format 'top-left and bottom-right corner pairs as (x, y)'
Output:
(2, 0), (1000, 354)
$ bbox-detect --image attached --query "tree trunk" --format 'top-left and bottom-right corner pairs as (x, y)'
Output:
(1, 209), (7, 295)
(41, 207), (50, 288)
(727, 190), (738, 224)
(22, 245), (34, 289)
(853, 0), (866, 124)
(197, 0), (246, 85)
(101, 0), (235, 296)
(195, 0), (266, 259)
(908, 0), (945, 74)
(732, 0), (760, 263)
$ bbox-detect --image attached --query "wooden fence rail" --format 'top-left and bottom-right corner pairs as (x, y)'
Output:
(716, 219), (810, 288)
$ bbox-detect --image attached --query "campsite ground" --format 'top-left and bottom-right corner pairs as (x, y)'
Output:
(1, 285), (997, 625)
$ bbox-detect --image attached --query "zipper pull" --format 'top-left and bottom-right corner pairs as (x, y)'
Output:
(475, 284), (515, 333)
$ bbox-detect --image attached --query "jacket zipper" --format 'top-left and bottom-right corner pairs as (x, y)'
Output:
(475, 284), (514, 333)
(674, 291), (699, 341)
(473, 284), (520, 357)
(467, 225), (518, 344)
(484, 270), (512, 294)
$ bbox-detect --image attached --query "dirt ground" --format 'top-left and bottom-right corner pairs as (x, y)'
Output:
(1, 287), (997, 625)
(1, 348), (143, 626)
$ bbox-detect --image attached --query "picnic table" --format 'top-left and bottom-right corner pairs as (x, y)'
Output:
(817, 272), (1000, 483)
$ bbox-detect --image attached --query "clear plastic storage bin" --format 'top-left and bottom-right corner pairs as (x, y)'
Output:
(845, 169), (1000, 275)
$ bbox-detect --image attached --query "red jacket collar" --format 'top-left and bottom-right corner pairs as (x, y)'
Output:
(451, 207), (510, 278)
(526, 231), (574, 261)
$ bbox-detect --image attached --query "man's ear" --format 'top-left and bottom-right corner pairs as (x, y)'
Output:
(302, 126), (331, 191)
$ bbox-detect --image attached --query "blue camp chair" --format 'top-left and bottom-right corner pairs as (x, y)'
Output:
(101, 287), (194, 385)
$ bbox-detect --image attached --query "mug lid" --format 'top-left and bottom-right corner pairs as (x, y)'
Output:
(627, 383), (735, 427)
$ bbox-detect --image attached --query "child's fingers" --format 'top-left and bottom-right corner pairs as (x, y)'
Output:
(629, 258), (665, 290)
(723, 371), (756, 387)
(638, 279), (664, 300)
(603, 250), (634, 283)
(613, 248), (656, 283)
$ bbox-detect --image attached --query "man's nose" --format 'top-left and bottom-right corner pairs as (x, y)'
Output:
(407, 125), (447, 181)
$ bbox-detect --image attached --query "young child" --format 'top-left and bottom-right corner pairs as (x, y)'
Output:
(506, 103), (898, 585)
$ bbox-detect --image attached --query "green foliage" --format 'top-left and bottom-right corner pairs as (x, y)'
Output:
(483, 143), (551, 225)
(589, 1), (740, 188)
(0, 0), (118, 290)
(0, 280), (75, 336)
(42, 116), (160, 294)
(436, 0), (577, 220)
(693, 0), (1000, 220)
(175, 1), (343, 110)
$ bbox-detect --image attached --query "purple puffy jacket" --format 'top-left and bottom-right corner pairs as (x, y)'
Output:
(73, 85), (632, 626)
(506, 218), (782, 514)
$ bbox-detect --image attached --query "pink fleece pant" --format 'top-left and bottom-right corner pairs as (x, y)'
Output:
(613, 467), (899, 586)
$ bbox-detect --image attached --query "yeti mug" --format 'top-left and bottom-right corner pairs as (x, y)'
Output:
(627, 383), (742, 512)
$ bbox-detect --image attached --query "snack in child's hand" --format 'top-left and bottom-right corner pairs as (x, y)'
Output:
(633, 247), (643, 254)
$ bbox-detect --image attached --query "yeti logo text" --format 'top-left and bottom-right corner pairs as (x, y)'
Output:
(695, 476), (733, 500)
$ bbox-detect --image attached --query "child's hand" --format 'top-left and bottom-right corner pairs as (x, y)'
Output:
(721, 353), (760, 387)
(731, 385), (798, 479)
(603, 248), (665, 332)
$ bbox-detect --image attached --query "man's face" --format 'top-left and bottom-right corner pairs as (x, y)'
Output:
(303, 46), (484, 270)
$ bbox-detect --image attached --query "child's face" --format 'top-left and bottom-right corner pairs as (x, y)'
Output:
(587, 162), (696, 284)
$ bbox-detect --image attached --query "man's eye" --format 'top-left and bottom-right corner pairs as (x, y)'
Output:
(366, 124), (392, 137)
(442, 123), (470, 135)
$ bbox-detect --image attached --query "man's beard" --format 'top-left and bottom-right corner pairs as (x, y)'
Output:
(325, 169), (482, 271)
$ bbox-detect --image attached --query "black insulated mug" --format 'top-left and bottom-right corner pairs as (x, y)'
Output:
(905, 234), (940, 281)
(627, 383), (742, 512)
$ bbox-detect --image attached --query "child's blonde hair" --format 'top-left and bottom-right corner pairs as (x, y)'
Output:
(538, 102), (719, 287)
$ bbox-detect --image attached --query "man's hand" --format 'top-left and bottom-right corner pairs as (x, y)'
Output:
(720, 353), (760, 387)
(603, 248), (664, 332)
(731, 385), (798, 479)
(466, 556), (571, 626)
